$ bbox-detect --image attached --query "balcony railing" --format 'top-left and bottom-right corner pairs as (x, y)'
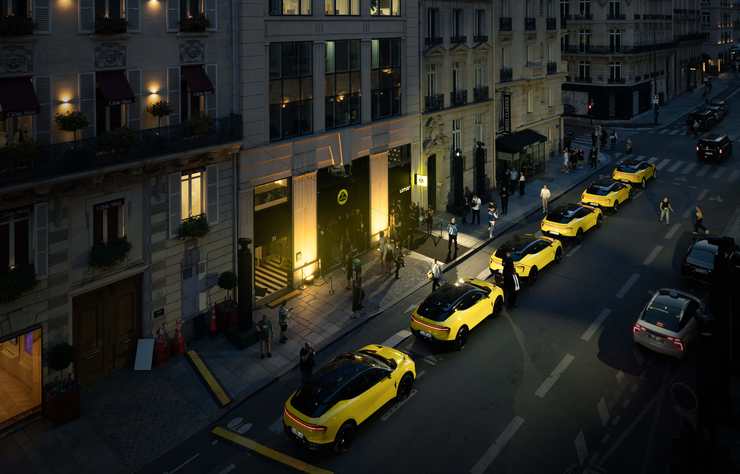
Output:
(473, 35), (488, 43)
(676, 32), (709, 42)
(499, 17), (512, 31)
(574, 76), (592, 83)
(473, 86), (489, 102)
(0, 15), (34, 36)
(424, 94), (444, 113)
(425, 36), (443, 47)
(0, 114), (242, 188)
(607, 14), (626, 20)
(450, 35), (467, 45)
(547, 61), (558, 74)
(562, 42), (678, 55)
(450, 90), (468, 107)
(573, 13), (593, 20)
(95, 16), (128, 35)
(608, 78), (626, 84)
(525, 18), (536, 31)
(546, 17), (557, 30)
(179, 14), (210, 33)
(499, 67), (513, 82)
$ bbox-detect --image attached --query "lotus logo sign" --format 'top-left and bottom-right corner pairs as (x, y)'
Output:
(337, 189), (349, 205)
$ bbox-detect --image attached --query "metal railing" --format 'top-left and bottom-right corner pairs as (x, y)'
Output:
(473, 35), (488, 43)
(424, 94), (444, 113)
(450, 90), (468, 107)
(0, 15), (34, 36)
(450, 35), (467, 44)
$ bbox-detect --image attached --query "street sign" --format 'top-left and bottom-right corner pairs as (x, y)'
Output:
(415, 174), (428, 186)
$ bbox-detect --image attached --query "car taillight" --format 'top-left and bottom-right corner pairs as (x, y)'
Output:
(410, 314), (450, 332)
(720, 148), (723, 154)
(284, 407), (327, 432)
(666, 336), (684, 351)
(696, 146), (699, 151)
(633, 323), (646, 335)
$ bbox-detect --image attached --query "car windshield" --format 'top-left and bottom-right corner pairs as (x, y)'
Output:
(547, 205), (580, 223)
(616, 161), (640, 172)
(357, 349), (394, 370)
(641, 296), (686, 332)
(494, 246), (524, 261)
(416, 285), (468, 321)
(686, 247), (716, 270)
(291, 355), (366, 417)
(586, 184), (611, 196)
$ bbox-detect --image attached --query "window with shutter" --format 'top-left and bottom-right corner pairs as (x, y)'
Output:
(127, 70), (141, 130)
(205, 64), (217, 118)
(169, 173), (182, 238)
(206, 165), (219, 224)
(167, 67), (180, 125)
(34, 203), (48, 277)
(205, 0), (216, 30)
(166, 0), (179, 32)
(33, 0), (50, 32)
(33, 76), (51, 144)
(79, 0), (94, 32)
(127, 0), (140, 31)
(78, 72), (96, 138)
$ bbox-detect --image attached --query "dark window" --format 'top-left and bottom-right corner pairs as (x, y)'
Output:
(93, 199), (125, 244)
(181, 0), (204, 20)
(95, 0), (123, 20)
(270, 42), (313, 141)
(452, 8), (463, 37)
(324, 0), (358, 15)
(641, 297), (686, 332)
(0, 211), (30, 271)
(370, 0), (399, 16)
(95, 71), (126, 133)
(325, 40), (361, 130)
(457, 292), (483, 310)
(371, 38), (402, 121)
(1, 0), (30, 17)
(427, 7), (439, 38)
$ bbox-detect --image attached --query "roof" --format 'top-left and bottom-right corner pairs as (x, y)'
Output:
(425, 283), (470, 304)
(496, 129), (547, 154)
(549, 204), (581, 220)
(592, 178), (616, 188)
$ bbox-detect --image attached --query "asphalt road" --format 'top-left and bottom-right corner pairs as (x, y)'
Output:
(141, 85), (740, 474)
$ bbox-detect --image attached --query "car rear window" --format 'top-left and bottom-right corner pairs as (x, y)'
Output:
(291, 355), (365, 417)
(641, 298), (685, 332)
(686, 247), (716, 270)
(417, 285), (468, 321)
(586, 185), (610, 196)
(616, 162), (639, 172)
(547, 206), (578, 223)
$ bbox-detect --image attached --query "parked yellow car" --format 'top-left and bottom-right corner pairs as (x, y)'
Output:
(581, 178), (632, 211)
(489, 234), (563, 280)
(410, 278), (504, 349)
(541, 203), (603, 241)
(283, 345), (415, 452)
(612, 158), (657, 188)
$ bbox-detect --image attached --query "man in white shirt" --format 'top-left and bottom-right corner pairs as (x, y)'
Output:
(540, 184), (551, 214)
(430, 259), (442, 291)
(447, 218), (458, 252)
(471, 194), (482, 225)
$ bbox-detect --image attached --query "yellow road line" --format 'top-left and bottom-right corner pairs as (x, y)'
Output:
(186, 350), (231, 407)
(211, 426), (333, 474)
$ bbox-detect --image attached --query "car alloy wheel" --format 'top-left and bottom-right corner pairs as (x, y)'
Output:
(529, 266), (539, 283)
(455, 326), (469, 351)
(641, 178), (647, 189)
(596, 214), (603, 228)
(396, 373), (414, 401)
(333, 422), (356, 453)
(555, 248), (563, 263)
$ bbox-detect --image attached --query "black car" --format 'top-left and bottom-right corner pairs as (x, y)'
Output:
(686, 110), (717, 132)
(696, 133), (733, 161)
(709, 99), (729, 114)
(707, 104), (727, 122)
(681, 236), (740, 284)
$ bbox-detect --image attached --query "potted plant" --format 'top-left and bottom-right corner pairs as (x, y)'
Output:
(179, 214), (209, 239)
(216, 271), (238, 333)
(147, 100), (173, 131)
(97, 127), (136, 156)
(88, 237), (132, 268)
(44, 342), (81, 424)
(186, 114), (213, 136)
(55, 110), (89, 143)
(0, 264), (37, 303)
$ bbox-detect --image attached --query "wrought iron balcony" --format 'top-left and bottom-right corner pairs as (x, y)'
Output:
(0, 114), (243, 189)
(95, 16), (128, 35)
(473, 86), (489, 102)
(499, 17), (512, 32)
(607, 14), (626, 20)
(473, 35), (488, 43)
(572, 13), (593, 20)
(546, 17), (557, 30)
(0, 15), (34, 36)
(424, 94), (444, 113)
(425, 36), (443, 48)
(525, 18), (536, 31)
(179, 14), (210, 33)
(547, 61), (558, 74)
(450, 35), (467, 45)
(450, 90), (468, 107)
(608, 78), (626, 84)
(499, 67), (513, 83)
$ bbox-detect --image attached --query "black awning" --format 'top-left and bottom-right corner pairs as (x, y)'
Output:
(496, 129), (547, 154)
(0, 77), (40, 117)
(182, 65), (214, 96)
(97, 70), (135, 105)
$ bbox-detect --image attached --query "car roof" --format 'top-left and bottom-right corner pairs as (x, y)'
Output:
(502, 234), (539, 251)
(426, 282), (475, 305)
(699, 133), (727, 142)
(653, 289), (695, 308)
(312, 352), (381, 386)
(591, 178), (616, 188)
(550, 203), (583, 217)
(621, 158), (643, 166)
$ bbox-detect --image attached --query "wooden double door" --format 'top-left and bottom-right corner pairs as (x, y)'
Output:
(73, 275), (140, 386)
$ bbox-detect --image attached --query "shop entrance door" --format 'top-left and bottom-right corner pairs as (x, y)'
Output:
(254, 179), (292, 300)
(73, 275), (140, 385)
(0, 328), (42, 429)
(427, 154), (436, 210)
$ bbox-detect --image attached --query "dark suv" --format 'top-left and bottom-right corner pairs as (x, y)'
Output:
(686, 109), (717, 132)
(696, 133), (733, 161)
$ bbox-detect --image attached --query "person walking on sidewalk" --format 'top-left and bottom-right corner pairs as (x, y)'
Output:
(518, 172), (526, 196)
(500, 186), (509, 215)
(447, 218), (459, 252)
(539, 184), (551, 214)
(589, 148), (598, 169)
(430, 259), (442, 291)
(659, 197), (674, 224)
(425, 208), (434, 235)
(378, 230), (388, 268)
(278, 301), (292, 344)
(471, 194), (482, 225)
(562, 149), (570, 173)
(257, 314), (273, 358)
(509, 168), (519, 192)
(393, 243), (405, 279)
(694, 206), (709, 234)
(488, 202), (499, 239)
(299, 342), (315, 382)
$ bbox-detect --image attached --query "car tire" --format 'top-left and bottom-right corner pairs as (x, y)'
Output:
(529, 266), (539, 283)
(641, 178), (647, 189)
(613, 200), (620, 212)
(492, 296), (503, 317)
(396, 373), (414, 401)
(554, 248), (563, 263)
(596, 214), (603, 228)
(454, 326), (469, 351)
(333, 422), (356, 453)
(576, 228), (584, 243)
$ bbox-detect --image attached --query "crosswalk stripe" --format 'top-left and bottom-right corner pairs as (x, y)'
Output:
(712, 168), (724, 179)
(730, 170), (740, 183)
(696, 165), (710, 177)
(647, 157), (658, 164)
(636, 155), (647, 161)
(669, 130), (680, 135)
(681, 162), (697, 174)
(668, 161), (683, 173)
(659, 129), (670, 135)
(657, 158), (671, 170)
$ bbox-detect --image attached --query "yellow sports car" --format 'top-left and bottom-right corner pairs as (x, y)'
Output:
(283, 345), (415, 452)
(581, 178), (632, 211)
(489, 234), (563, 280)
(541, 203), (603, 241)
(612, 158), (657, 188)
(410, 278), (504, 349)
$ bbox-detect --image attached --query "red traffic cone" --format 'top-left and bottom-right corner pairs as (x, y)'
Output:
(155, 327), (170, 366)
(209, 306), (218, 336)
(173, 320), (186, 355)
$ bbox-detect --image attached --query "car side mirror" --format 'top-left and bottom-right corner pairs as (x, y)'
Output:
(387, 371), (393, 379)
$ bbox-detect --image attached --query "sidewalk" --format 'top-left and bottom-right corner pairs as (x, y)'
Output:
(0, 95), (697, 474)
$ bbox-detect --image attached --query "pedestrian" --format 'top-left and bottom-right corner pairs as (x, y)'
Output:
(592, 132), (598, 149)
(563, 148), (570, 173)
(351, 261), (364, 313)
(658, 197), (674, 224)
(601, 128), (608, 148)
(378, 230), (387, 268)
(393, 243), (405, 279)
(500, 186), (509, 215)
(461, 189), (471, 224)
(540, 184), (551, 214)
(344, 251), (353, 290)
(488, 202), (499, 239)
(502, 252), (519, 309)
(447, 218), (458, 252)
(278, 301), (292, 343)
(425, 208), (434, 235)
(610, 130), (617, 149)
(429, 258), (442, 291)
(384, 238), (394, 276)
(299, 342), (315, 382)
(510, 168), (519, 192)
(694, 206), (708, 234)
(625, 138), (633, 154)
(256, 314), (273, 358)
(589, 148), (598, 169)
(518, 171), (526, 196)
(471, 193), (482, 225)
(692, 119), (700, 137)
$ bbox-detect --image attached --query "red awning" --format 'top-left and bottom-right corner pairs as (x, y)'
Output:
(97, 70), (135, 105)
(182, 65), (214, 96)
(0, 77), (40, 117)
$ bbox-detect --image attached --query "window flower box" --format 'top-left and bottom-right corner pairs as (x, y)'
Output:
(179, 214), (209, 238)
(89, 237), (132, 268)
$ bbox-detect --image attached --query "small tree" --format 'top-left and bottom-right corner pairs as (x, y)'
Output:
(218, 271), (237, 302)
(147, 100), (173, 130)
(55, 111), (89, 143)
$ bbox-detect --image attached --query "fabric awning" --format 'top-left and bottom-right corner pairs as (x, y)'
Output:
(0, 77), (40, 117)
(97, 70), (136, 105)
(182, 65), (214, 96)
(496, 129), (547, 154)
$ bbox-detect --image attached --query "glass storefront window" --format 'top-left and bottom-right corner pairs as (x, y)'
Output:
(255, 179), (289, 211)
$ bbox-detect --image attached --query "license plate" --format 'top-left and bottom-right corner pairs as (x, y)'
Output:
(291, 427), (304, 439)
(419, 331), (432, 339)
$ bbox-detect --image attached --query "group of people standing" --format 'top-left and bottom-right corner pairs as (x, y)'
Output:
(318, 209), (369, 271)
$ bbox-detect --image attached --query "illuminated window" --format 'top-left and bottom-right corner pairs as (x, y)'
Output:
(325, 40), (361, 129)
(370, 0), (399, 16)
(269, 0), (311, 15)
(325, 0), (358, 15)
(181, 171), (203, 219)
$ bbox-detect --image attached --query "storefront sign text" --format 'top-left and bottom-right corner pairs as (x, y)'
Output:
(415, 175), (428, 186)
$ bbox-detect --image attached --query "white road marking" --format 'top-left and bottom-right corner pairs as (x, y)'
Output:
(581, 309), (611, 342)
(567, 244), (582, 257)
(226, 417), (244, 430)
(667, 161), (683, 173)
(405, 304), (416, 314)
(697, 188), (709, 201)
(681, 162), (697, 174)
(647, 156), (658, 163)
(616, 273), (640, 299)
(656, 158), (671, 170)
(269, 416), (283, 434)
(423, 355), (438, 366)
(729, 170), (740, 183)
(535, 354), (575, 398)
(575, 430), (589, 465)
(696, 165), (710, 177)
(165, 453), (201, 474)
(476, 268), (491, 280)
(668, 129), (680, 135)
(381, 388), (418, 421)
(597, 398), (610, 427)
(665, 223), (681, 239)
(417, 370), (426, 379)
(643, 245), (663, 265)
(382, 329), (412, 348)
(616, 371), (624, 384)
(470, 416), (525, 474)
(712, 168), (724, 179)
